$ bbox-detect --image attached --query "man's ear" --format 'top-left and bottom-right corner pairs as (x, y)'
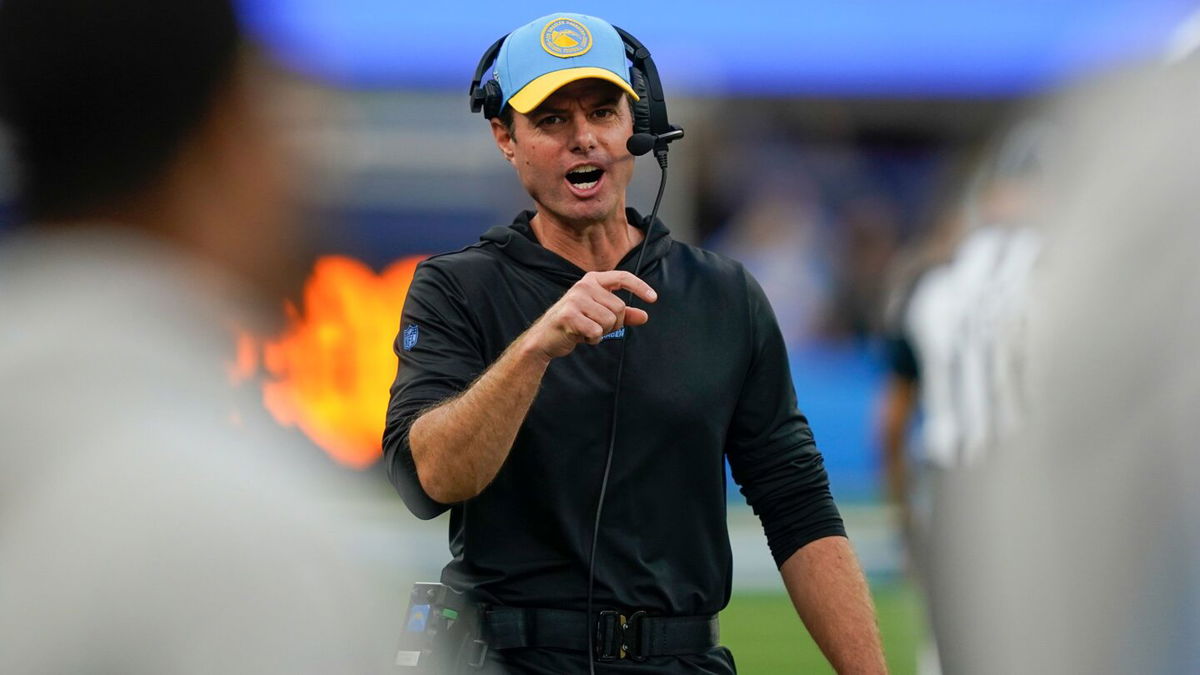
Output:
(490, 118), (515, 164)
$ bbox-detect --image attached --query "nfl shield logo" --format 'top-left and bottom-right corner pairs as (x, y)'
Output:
(403, 324), (419, 351)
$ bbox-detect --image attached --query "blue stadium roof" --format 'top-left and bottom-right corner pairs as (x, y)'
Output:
(240, 0), (1197, 96)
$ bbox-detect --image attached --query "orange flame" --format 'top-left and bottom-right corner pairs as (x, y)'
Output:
(248, 254), (425, 469)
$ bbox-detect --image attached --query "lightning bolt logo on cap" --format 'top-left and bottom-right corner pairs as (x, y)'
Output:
(541, 17), (592, 58)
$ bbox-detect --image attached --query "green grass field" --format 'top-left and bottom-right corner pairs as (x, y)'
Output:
(722, 582), (924, 674)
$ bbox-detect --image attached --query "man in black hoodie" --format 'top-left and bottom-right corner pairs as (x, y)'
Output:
(384, 12), (884, 674)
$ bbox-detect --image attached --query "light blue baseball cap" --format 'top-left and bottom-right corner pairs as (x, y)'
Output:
(494, 12), (639, 114)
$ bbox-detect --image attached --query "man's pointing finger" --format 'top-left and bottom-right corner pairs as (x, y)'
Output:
(592, 270), (657, 304)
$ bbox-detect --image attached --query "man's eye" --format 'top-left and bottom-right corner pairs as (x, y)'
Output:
(537, 115), (564, 126)
(593, 108), (615, 119)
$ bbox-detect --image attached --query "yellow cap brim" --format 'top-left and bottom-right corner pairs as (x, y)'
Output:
(506, 67), (639, 114)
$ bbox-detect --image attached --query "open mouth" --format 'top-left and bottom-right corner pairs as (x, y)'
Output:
(565, 165), (605, 191)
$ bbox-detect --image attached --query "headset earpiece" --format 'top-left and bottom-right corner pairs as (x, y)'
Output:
(469, 80), (503, 120)
(469, 35), (507, 118)
(480, 80), (503, 120)
(469, 84), (486, 114)
(613, 26), (672, 142)
(628, 66), (652, 137)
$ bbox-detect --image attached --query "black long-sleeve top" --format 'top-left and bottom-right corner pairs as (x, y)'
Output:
(383, 209), (845, 617)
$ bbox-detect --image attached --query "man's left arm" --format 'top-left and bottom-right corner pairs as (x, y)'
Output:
(725, 267), (886, 673)
(781, 536), (885, 674)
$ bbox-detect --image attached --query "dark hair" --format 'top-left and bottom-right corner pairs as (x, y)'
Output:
(0, 0), (242, 220)
(498, 104), (517, 137)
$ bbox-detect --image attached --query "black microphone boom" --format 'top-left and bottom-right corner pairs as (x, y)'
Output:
(626, 125), (685, 157)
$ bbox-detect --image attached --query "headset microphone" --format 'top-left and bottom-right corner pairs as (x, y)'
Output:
(626, 125), (685, 159)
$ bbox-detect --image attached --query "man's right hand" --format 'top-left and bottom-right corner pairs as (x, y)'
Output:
(406, 272), (655, 504)
(522, 270), (658, 361)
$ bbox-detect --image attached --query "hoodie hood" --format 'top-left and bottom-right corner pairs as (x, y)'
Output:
(480, 208), (672, 285)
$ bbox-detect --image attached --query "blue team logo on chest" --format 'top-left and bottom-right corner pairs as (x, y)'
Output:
(600, 327), (625, 342)
(403, 323), (419, 351)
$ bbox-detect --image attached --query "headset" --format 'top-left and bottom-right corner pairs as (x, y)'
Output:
(468, 25), (684, 164)
(468, 24), (684, 674)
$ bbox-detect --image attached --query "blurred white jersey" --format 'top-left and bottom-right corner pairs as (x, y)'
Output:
(905, 224), (1040, 467)
(0, 227), (393, 674)
(941, 63), (1200, 674)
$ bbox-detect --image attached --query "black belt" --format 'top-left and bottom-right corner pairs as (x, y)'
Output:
(483, 607), (719, 662)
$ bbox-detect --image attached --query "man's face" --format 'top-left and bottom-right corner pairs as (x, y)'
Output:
(492, 78), (634, 228)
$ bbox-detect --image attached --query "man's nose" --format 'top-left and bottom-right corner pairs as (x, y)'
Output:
(569, 116), (597, 152)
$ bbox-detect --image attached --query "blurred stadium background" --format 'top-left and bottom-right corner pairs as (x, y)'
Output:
(2, 1), (1195, 671)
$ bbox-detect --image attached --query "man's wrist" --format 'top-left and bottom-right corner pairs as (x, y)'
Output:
(511, 330), (555, 369)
